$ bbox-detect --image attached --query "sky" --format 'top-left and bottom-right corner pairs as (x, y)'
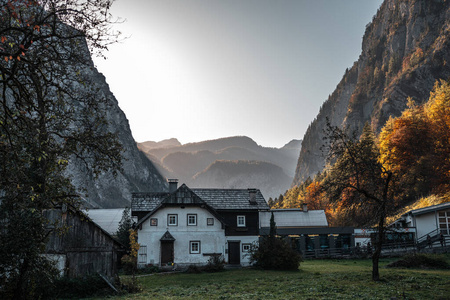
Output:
(93, 0), (383, 148)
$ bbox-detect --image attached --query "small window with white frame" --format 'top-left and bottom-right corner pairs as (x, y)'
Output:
(168, 214), (178, 226)
(242, 243), (251, 252)
(237, 215), (246, 227)
(190, 241), (201, 254)
(207, 218), (214, 226)
(150, 218), (158, 226)
(187, 214), (197, 226)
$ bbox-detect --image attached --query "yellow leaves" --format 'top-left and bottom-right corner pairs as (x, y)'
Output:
(129, 229), (140, 258)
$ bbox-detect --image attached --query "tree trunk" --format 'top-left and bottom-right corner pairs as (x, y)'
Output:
(372, 203), (386, 281)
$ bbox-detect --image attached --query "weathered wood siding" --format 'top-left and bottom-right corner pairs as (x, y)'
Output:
(45, 209), (121, 278)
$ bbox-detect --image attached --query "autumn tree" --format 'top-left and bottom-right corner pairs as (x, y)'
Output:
(0, 1), (122, 298)
(423, 79), (450, 195)
(378, 80), (450, 201)
(322, 121), (396, 281)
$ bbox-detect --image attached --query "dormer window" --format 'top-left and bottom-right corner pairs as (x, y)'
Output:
(237, 215), (246, 227)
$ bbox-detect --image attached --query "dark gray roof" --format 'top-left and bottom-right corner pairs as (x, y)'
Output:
(132, 186), (269, 213)
(192, 188), (269, 210)
(132, 192), (168, 212)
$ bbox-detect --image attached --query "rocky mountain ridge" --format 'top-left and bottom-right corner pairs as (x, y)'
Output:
(67, 70), (167, 208)
(293, 0), (450, 185)
(138, 136), (301, 199)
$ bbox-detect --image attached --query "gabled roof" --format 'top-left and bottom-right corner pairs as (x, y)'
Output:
(404, 202), (450, 217)
(132, 192), (169, 212)
(135, 184), (225, 227)
(160, 231), (175, 241)
(192, 188), (269, 210)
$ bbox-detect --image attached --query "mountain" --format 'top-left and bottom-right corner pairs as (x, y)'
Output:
(66, 69), (167, 208)
(138, 136), (301, 199)
(192, 160), (292, 199)
(138, 138), (182, 152)
(293, 0), (450, 185)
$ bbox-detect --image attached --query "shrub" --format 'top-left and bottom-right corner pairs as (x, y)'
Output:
(249, 237), (302, 270)
(120, 276), (142, 294)
(121, 254), (136, 275)
(203, 255), (225, 272)
(387, 253), (450, 269)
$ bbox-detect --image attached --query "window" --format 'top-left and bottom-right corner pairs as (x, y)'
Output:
(439, 210), (450, 235)
(187, 214), (197, 226)
(138, 245), (147, 264)
(242, 243), (251, 252)
(190, 241), (201, 254)
(150, 218), (158, 226)
(237, 215), (246, 227)
(168, 214), (178, 226)
(207, 218), (214, 226)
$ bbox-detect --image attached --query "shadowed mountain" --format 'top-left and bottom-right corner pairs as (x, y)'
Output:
(138, 136), (301, 199)
(192, 160), (292, 200)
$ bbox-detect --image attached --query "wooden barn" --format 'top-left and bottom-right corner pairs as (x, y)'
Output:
(44, 206), (123, 278)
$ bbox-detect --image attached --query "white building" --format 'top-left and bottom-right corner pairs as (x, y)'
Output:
(132, 180), (269, 268)
(392, 202), (450, 245)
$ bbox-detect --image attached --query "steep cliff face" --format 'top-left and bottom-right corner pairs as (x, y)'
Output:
(293, 0), (450, 185)
(67, 70), (167, 208)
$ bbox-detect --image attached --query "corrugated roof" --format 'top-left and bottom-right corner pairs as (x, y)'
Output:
(406, 202), (450, 216)
(260, 209), (328, 228)
(192, 188), (269, 210)
(84, 208), (127, 235)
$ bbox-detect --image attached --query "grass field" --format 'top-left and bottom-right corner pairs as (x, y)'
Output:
(100, 258), (450, 299)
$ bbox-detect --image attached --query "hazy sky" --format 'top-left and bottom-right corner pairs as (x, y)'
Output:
(93, 0), (383, 148)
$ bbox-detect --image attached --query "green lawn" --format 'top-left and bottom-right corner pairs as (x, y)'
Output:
(101, 258), (450, 299)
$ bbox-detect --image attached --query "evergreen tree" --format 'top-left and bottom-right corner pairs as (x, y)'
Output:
(116, 207), (132, 251)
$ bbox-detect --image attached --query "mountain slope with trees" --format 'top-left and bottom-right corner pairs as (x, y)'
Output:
(293, 0), (450, 185)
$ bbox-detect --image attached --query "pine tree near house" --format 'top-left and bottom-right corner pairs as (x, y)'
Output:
(116, 207), (132, 252)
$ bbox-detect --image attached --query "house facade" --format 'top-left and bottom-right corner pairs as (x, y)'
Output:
(391, 202), (450, 246)
(132, 180), (269, 268)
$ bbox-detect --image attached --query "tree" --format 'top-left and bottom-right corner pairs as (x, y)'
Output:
(322, 121), (396, 281)
(116, 207), (132, 251)
(0, 1), (122, 297)
(249, 212), (302, 270)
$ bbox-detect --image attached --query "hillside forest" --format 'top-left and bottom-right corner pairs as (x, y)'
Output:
(271, 80), (450, 227)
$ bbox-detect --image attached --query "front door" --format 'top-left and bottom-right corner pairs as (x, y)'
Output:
(160, 241), (174, 265)
(228, 241), (240, 265)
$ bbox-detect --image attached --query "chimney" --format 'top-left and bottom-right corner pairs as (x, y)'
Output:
(168, 179), (178, 193)
(303, 203), (308, 212)
(248, 188), (257, 204)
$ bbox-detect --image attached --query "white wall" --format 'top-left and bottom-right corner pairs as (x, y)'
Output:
(137, 207), (226, 267)
(415, 213), (438, 238)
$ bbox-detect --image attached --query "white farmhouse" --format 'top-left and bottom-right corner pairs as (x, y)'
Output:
(132, 180), (269, 268)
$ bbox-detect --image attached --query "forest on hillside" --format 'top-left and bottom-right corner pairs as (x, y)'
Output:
(271, 80), (450, 227)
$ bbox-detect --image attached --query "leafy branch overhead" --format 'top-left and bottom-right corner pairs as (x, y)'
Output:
(0, 1), (123, 298)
